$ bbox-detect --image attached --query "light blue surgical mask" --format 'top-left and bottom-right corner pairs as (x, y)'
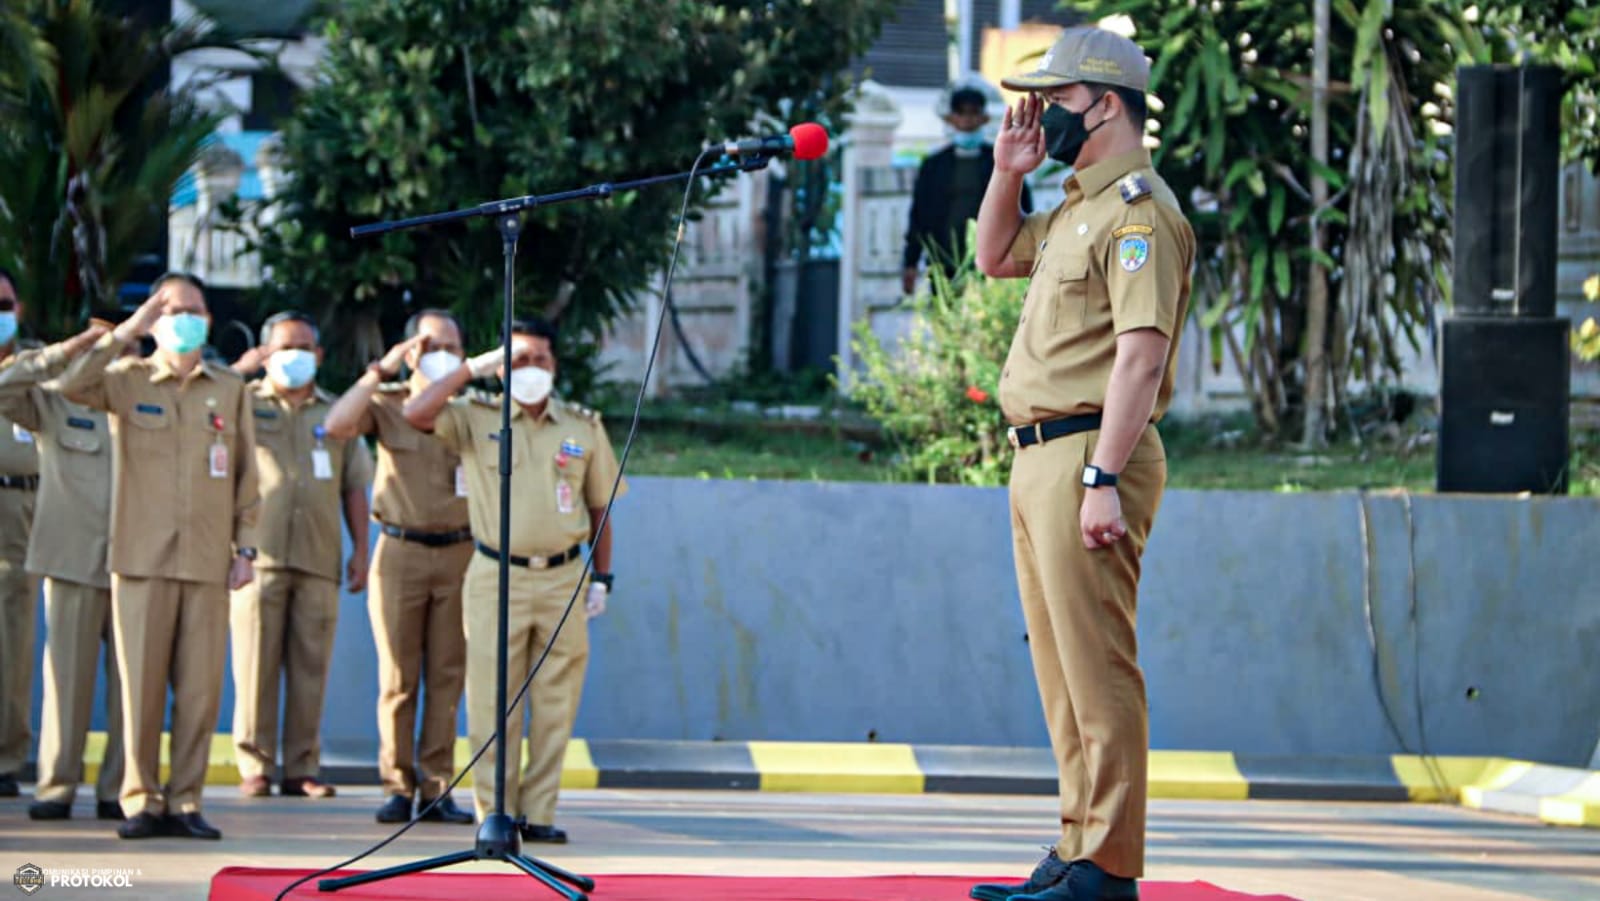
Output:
(0, 311), (16, 346)
(950, 130), (986, 151)
(153, 312), (209, 355)
(266, 348), (318, 389)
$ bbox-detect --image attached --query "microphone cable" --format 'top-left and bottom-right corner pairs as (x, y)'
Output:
(272, 145), (720, 901)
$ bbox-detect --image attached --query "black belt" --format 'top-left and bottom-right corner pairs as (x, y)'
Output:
(379, 523), (473, 547)
(0, 474), (39, 491)
(1006, 413), (1103, 450)
(475, 542), (581, 570)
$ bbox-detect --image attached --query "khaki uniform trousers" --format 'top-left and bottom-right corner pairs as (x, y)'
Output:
(463, 553), (589, 825)
(369, 534), (471, 800)
(1008, 425), (1166, 880)
(112, 575), (228, 815)
(34, 578), (124, 804)
(0, 487), (37, 776)
(230, 568), (340, 782)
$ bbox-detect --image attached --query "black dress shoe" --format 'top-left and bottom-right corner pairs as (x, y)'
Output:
(971, 848), (1072, 901)
(376, 794), (414, 823)
(161, 812), (223, 840)
(419, 794), (474, 824)
(97, 800), (125, 821)
(28, 800), (71, 820)
(117, 811), (163, 839)
(1008, 859), (1138, 901)
(519, 823), (568, 844)
(0, 773), (18, 797)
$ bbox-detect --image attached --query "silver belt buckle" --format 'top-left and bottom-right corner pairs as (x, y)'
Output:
(529, 555), (548, 569)
(1006, 426), (1020, 450)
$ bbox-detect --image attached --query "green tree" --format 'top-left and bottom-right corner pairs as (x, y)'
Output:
(243, 0), (896, 386)
(0, 0), (228, 340)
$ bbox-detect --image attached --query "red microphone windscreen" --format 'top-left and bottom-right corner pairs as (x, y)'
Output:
(789, 122), (829, 161)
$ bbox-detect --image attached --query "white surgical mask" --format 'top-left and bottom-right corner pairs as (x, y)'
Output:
(266, 348), (318, 389)
(417, 349), (463, 382)
(509, 365), (552, 405)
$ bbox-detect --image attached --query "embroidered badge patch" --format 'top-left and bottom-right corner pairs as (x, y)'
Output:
(1118, 235), (1150, 272)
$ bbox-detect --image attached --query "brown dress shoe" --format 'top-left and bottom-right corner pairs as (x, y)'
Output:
(239, 775), (271, 797)
(280, 776), (337, 798)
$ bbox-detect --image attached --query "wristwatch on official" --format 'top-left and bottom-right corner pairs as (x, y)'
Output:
(592, 572), (615, 590)
(1081, 465), (1119, 488)
(235, 546), (258, 561)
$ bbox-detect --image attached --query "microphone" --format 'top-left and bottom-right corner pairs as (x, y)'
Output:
(712, 122), (829, 161)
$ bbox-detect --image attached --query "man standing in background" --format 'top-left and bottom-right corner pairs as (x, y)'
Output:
(0, 268), (41, 798)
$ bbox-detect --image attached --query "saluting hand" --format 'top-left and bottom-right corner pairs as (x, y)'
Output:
(1080, 487), (1128, 550)
(231, 342), (274, 376)
(113, 291), (167, 343)
(373, 334), (425, 379)
(59, 322), (109, 358)
(995, 93), (1047, 175)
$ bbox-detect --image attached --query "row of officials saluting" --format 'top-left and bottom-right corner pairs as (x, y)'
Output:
(0, 269), (626, 842)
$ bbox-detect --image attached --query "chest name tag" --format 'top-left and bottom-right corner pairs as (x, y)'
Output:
(135, 403), (163, 415)
(312, 448), (333, 480)
(66, 417), (96, 431)
(11, 423), (33, 444)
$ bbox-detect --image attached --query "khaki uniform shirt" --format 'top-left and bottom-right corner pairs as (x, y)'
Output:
(355, 384), (470, 532)
(0, 345), (112, 588)
(0, 345), (43, 479)
(59, 333), (260, 585)
(249, 379), (375, 582)
(999, 148), (1196, 425)
(433, 393), (626, 558)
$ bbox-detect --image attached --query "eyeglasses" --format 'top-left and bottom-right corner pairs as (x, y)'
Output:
(0, 299), (15, 312)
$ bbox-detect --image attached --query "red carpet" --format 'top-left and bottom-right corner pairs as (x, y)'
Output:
(210, 867), (1300, 900)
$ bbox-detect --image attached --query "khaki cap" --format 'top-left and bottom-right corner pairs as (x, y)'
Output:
(1001, 26), (1150, 93)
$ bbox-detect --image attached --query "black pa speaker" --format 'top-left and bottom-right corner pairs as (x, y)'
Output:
(1452, 65), (1565, 318)
(1436, 316), (1570, 494)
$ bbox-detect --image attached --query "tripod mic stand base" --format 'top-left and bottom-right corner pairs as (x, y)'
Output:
(316, 813), (596, 900)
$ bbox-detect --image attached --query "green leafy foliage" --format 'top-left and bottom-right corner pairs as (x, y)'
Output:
(847, 252), (1026, 487)
(242, 0), (896, 386)
(0, 0), (227, 340)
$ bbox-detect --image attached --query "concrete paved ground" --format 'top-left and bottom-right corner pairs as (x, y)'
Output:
(3, 787), (1598, 900)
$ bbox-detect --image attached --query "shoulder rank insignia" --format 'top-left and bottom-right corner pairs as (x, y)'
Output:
(467, 388), (500, 409)
(1118, 173), (1152, 204)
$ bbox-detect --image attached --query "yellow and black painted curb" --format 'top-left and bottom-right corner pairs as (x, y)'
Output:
(36, 734), (1600, 830)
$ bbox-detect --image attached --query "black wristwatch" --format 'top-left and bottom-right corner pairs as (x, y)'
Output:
(236, 546), (258, 561)
(1081, 465), (1119, 488)
(592, 572), (614, 590)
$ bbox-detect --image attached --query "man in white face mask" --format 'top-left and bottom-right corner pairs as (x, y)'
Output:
(323, 308), (476, 825)
(403, 316), (624, 841)
(227, 311), (373, 802)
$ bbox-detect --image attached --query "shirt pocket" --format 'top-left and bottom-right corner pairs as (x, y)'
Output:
(126, 401), (172, 439)
(1052, 255), (1091, 332)
(477, 434), (522, 475)
(55, 423), (104, 455)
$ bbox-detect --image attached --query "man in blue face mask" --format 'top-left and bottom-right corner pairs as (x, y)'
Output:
(228, 311), (373, 803)
(902, 81), (1034, 296)
(969, 24), (1197, 901)
(0, 266), (43, 800)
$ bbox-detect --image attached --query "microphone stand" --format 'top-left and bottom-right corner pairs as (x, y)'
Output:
(315, 150), (774, 901)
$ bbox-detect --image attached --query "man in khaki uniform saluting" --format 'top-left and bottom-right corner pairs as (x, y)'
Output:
(0, 320), (128, 821)
(324, 308), (475, 825)
(227, 311), (373, 799)
(968, 25), (1195, 901)
(60, 273), (260, 840)
(0, 269), (44, 798)
(404, 317), (623, 843)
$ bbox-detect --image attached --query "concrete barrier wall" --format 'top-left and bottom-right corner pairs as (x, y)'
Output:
(29, 478), (1600, 772)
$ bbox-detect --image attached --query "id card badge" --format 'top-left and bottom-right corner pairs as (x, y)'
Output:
(455, 464), (468, 498)
(11, 423), (33, 444)
(556, 480), (575, 514)
(311, 448), (333, 480)
(209, 440), (229, 479)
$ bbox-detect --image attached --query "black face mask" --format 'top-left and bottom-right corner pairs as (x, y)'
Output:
(1041, 97), (1107, 165)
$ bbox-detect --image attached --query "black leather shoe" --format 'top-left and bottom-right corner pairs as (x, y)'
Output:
(1007, 859), (1138, 901)
(161, 812), (223, 840)
(97, 800), (125, 821)
(970, 848), (1072, 901)
(519, 823), (568, 844)
(117, 811), (163, 839)
(419, 794), (474, 824)
(28, 800), (71, 820)
(376, 794), (414, 824)
(0, 773), (18, 797)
